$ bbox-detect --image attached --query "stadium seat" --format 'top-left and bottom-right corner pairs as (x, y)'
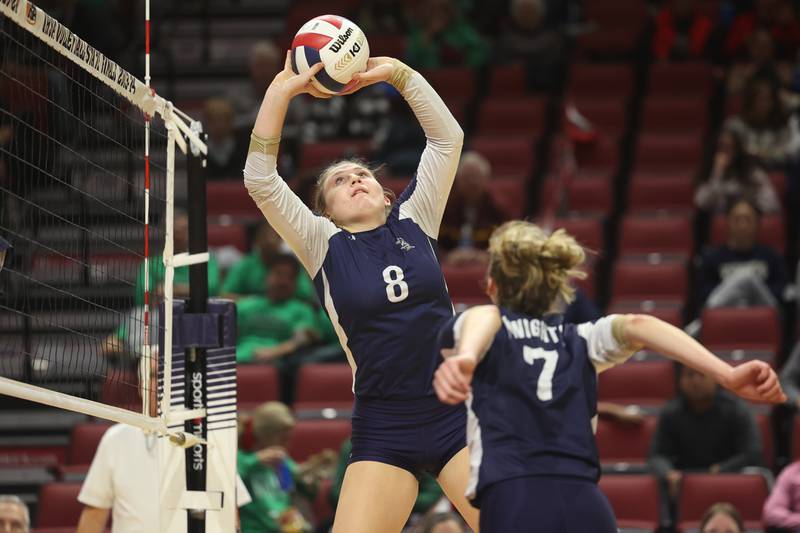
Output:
(367, 34), (406, 59)
(552, 217), (603, 253)
(421, 67), (475, 102)
(288, 419), (351, 463)
(649, 62), (713, 99)
(67, 423), (113, 465)
(565, 177), (613, 217)
(299, 140), (371, 173)
(488, 63), (528, 97)
(294, 364), (354, 411)
(598, 474), (661, 531)
(595, 416), (658, 466)
(619, 215), (693, 260)
(641, 98), (708, 135)
(477, 97), (547, 138)
(571, 99), (628, 140)
(598, 360), (675, 406)
(573, 137), (620, 180)
(635, 135), (704, 173)
(709, 213), (785, 254)
(208, 224), (247, 253)
(206, 182), (261, 220)
(676, 472), (769, 532)
(442, 263), (490, 307)
(99, 371), (141, 411)
(35, 482), (83, 527)
(469, 136), (536, 178)
(487, 178), (527, 219)
(628, 176), (695, 213)
(700, 306), (780, 357)
(569, 63), (634, 101)
(611, 261), (688, 306)
(237, 364), (279, 411)
(577, 1), (647, 58)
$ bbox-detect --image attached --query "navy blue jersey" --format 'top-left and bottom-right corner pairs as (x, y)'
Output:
(245, 70), (464, 400)
(438, 309), (635, 504)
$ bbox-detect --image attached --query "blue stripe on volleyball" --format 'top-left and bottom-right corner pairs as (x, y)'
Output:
(291, 47), (300, 74)
(303, 47), (347, 92)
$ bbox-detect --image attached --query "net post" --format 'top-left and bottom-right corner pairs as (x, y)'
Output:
(185, 123), (208, 532)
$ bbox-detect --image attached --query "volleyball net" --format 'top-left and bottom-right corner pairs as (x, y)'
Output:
(0, 2), (238, 531)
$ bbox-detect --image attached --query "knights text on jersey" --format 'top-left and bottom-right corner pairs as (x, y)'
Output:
(314, 176), (454, 399)
(439, 309), (633, 505)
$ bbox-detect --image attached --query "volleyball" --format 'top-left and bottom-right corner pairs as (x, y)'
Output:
(291, 15), (370, 95)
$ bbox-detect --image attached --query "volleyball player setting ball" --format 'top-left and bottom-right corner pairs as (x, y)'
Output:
(433, 221), (787, 533)
(244, 14), (480, 533)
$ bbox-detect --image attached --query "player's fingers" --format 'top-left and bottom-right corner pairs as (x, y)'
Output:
(439, 359), (469, 392)
(284, 51), (292, 71)
(434, 373), (461, 404)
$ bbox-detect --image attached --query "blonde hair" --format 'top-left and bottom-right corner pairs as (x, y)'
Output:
(251, 402), (294, 443)
(489, 221), (586, 317)
(313, 159), (396, 219)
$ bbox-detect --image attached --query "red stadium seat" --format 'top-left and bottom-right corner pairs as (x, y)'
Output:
(421, 67), (475, 102)
(595, 416), (658, 465)
(367, 35), (406, 59)
(564, 176), (613, 217)
(294, 364), (354, 411)
(649, 62), (713, 99)
(710, 213), (785, 254)
(599, 474), (661, 531)
(299, 140), (371, 173)
(443, 263), (491, 306)
(577, 1), (647, 58)
(628, 177), (695, 213)
(619, 215), (693, 260)
(598, 360), (676, 406)
(288, 419), (351, 463)
(571, 99), (628, 140)
(477, 97), (547, 138)
(208, 224), (247, 253)
(487, 178), (527, 219)
(641, 98), (708, 135)
(573, 137), (620, 180)
(67, 423), (112, 465)
(552, 217), (603, 253)
(36, 482), (83, 527)
(676, 473), (769, 531)
(470, 136), (536, 177)
(700, 306), (780, 356)
(569, 63), (634, 100)
(237, 364), (279, 411)
(635, 135), (704, 173)
(99, 371), (141, 411)
(611, 261), (688, 306)
(488, 64), (527, 97)
(207, 182), (261, 220)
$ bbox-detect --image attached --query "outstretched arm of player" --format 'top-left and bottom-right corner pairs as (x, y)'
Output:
(244, 54), (336, 277)
(616, 314), (786, 404)
(344, 57), (464, 238)
(434, 305), (501, 404)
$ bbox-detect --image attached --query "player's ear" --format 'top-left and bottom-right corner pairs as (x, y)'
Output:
(485, 276), (498, 300)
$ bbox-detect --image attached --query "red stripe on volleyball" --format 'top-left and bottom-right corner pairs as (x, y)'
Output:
(292, 32), (333, 50)
(316, 15), (343, 29)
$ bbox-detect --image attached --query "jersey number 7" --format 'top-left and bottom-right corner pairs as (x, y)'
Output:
(523, 346), (558, 401)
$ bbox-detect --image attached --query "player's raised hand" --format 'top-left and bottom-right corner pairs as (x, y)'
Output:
(338, 57), (395, 95)
(722, 360), (786, 404)
(434, 353), (476, 404)
(268, 52), (331, 100)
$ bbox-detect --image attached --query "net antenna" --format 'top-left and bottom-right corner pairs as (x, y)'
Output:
(0, 1), (206, 438)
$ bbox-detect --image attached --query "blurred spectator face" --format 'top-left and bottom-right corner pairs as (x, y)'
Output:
(0, 498), (28, 533)
(726, 200), (759, 250)
(511, 0), (545, 31)
(249, 41), (281, 93)
(748, 29), (775, 64)
(266, 258), (299, 303)
(702, 512), (742, 533)
(255, 223), (282, 263)
(252, 402), (295, 448)
(203, 98), (235, 142)
(174, 212), (189, 253)
(679, 366), (717, 407)
(456, 152), (491, 204)
(430, 519), (465, 533)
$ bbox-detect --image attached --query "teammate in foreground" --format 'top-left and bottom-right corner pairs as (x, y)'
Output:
(433, 221), (786, 533)
(244, 55), (478, 532)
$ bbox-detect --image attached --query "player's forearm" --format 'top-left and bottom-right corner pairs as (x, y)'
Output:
(252, 86), (291, 142)
(619, 314), (732, 386)
(76, 506), (109, 533)
(455, 305), (502, 362)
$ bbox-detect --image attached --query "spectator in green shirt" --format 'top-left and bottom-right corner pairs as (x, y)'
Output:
(222, 222), (315, 302)
(134, 209), (220, 306)
(406, 0), (490, 69)
(236, 254), (320, 363)
(238, 402), (316, 533)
